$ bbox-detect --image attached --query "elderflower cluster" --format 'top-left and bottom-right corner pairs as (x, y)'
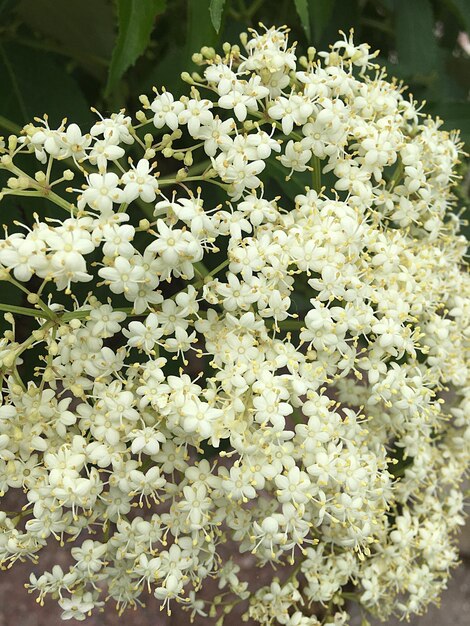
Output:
(0, 25), (468, 625)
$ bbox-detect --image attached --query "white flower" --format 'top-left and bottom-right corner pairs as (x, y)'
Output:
(180, 399), (223, 439)
(0, 232), (46, 281)
(238, 193), (279, 226)
(166, 196), (215, 236)
(218, 88), (255, 122)
(88, 304), (127, 337)
(71, 539), (107, 574)
(204, 63), (238, 95)
(275, 466), (311, 505)
(124, 313), (163, 353)
(59, 594), (96, 621)
(178, 484), (212, 529)
(122, 159), (159, 203)
(215, 272), (259, 311)
(98, 255), (145, 295)
(87, 138), (125, 170)
(195, 116), (235, 157)
(212, 153), (265, 198)
(58, 123), (91, 161)
(269, 94), (314, 135)
(147, 219), (203, 273)
(150, 91), (185, 130)
(244, 129), (281, 160)
(90, 111), (134, 144)
(78, 172), (125, 212)
(279, 140), (312, 174)
(100, 223), (136, 258)
(178, 98), (213, 136)
(129, 426), (166, 456)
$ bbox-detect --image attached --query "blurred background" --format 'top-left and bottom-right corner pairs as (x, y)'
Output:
(0, 0), (468, 624)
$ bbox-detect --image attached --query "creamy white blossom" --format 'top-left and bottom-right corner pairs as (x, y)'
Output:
(0, 24), (468, 626)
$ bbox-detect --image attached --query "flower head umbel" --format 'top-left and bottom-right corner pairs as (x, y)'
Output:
(0, 24), (468, 626)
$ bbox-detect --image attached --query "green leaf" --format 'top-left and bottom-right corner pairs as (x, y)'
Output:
(430, 102), (470, 146)
(294, 0), (311, 39)
(142, 46), (188, 98)
(16, 0), (114, 79)
(0, 0), (17, 21)
(378, 0), (393, 10)
(0, 43), (92, 126)
(186, 0), (219, 64)
(447, 0), (470, 31)
(394, 0), (439, 76)
(106, 0), (167, 95)
(309, 0), (336, 44)
(209, 0), (225, 33)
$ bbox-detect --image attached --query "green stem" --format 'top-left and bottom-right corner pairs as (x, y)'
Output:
(2, 148), (80, 198)
(61, 306), (133, 322)
(134, 144), (212, 201)
(11, 508), (33, 525)
(342, 591), (360, 600)
(60, 309), (93, 322)
(158, 175), (228, 190)
(206, 258), (230, 280)
(6, 275), (59, 321)
(311, 155), (322, 193)
(0, 185), (77, 215)
(12, 364), (26, 391)
(7, 319), (55, 365)
(0, 303), (49, 319)
(186, 159), (212, 176)
(0, 115), (22, 136)
(192, 260), (212, 278)
(245, 0), (264, 19)
(190, 259), (231, 291)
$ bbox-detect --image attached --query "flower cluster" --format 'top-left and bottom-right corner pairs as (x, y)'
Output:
(0, 25), (468, 626)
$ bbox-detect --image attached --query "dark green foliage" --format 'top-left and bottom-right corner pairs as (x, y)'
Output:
(105, 0), (167, 95)
(209, 0), (227, 32)
(294, 0), (311, 39)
